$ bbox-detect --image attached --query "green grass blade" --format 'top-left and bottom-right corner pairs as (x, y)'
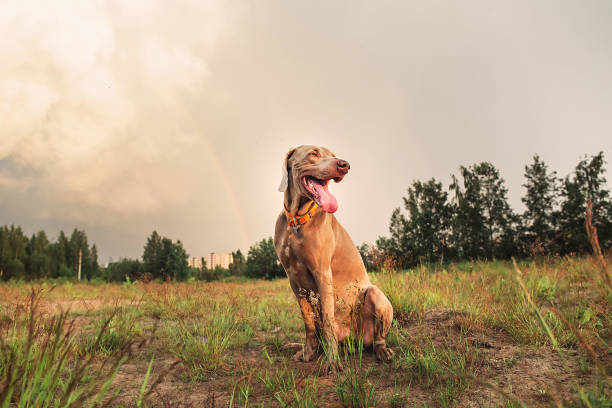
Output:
(136, 356), (154, 408)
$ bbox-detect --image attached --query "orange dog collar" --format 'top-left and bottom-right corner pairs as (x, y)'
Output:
(284, 202), (319, 234)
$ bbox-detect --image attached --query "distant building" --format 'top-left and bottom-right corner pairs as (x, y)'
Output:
(187, 253), (233, 270)
(207, 252), (233, 270)
(188, 257), (203, 269)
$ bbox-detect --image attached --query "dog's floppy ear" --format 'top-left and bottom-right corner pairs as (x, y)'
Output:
(278, 148), (296, 192)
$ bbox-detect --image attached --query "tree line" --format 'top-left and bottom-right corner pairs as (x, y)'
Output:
(0, 226), (99, 281)
(0, 223), (284, 282)
(105, 233), (284, 282)
(361, 152), (611, 270)
(104, 231), (190, 282)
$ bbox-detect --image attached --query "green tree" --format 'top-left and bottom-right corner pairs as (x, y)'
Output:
(211, 265), (230, 281)
(556, 152), (612, 253)
(27, 231), (51, 279)
(0, 225), (29, 280)
(228, 249), (245, 276)
(376, 208), (412, 267)
(142, 231), (191, 280)
(403, 178), (454, 264)
(521, 155), (559, 254)
(159, 238), (173, 279)
(52, 231), (70, 277)
(450, 162), (516, 259)
(142, 231), (164, 278)
(0, 226), (12, 279)
(86, 244), (100, 280)
(245, 237), (284, 279)
(167, 240), (190, 281)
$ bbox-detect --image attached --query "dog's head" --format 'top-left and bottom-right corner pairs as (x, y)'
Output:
(278, 145), (350, 213)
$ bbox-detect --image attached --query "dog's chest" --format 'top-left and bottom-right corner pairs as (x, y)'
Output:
(278, 237), (309, 280)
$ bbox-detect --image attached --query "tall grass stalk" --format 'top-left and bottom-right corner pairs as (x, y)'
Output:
(585, 200), (612, 292)
(136, 357), (154, 408)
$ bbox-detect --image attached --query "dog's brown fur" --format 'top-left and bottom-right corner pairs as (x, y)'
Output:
(274, 145), (394, 370)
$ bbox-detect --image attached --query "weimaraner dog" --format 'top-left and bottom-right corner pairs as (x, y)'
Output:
(274, 145), (394, 370)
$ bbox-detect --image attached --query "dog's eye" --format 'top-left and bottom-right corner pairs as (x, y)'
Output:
(310, 151), (320, 158)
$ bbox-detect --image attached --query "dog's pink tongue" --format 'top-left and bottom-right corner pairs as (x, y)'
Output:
(313, 183), (338, 213)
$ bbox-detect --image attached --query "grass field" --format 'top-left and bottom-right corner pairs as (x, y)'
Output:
(1, 256), (611, 407)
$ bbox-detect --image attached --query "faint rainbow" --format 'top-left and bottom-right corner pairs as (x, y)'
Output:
(199, 136), (250, 252)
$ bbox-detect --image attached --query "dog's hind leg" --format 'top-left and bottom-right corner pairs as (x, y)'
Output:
(359, 285), (394, 361)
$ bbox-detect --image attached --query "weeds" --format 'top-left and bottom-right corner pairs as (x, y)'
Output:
(0, 289), (132, 407)
(388, 380), (411, 408)
(334, 337), (378, 408)
(170, 302), (251, 380)
(78, 307), (143, 355)
(258, 364), (319, 407)
(392, 333), (478, 406)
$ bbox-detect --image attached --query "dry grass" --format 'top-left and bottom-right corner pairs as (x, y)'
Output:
(1, 255), (611, 407)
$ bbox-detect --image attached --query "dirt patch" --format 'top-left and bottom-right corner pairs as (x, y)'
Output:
(396, 308), (592, 407)
(38, 298), (144, 315)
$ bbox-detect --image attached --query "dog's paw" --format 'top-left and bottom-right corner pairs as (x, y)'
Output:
(375, 345), (394, 362)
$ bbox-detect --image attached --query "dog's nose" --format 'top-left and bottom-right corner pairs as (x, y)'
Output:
(337, 159), (350, 173)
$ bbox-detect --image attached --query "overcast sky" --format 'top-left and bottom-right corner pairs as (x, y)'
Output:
(1, 1), (611, 262)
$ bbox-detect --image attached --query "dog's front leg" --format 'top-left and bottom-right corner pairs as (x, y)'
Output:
(294, 297), (318, 362)
(313, 266), (342, 372)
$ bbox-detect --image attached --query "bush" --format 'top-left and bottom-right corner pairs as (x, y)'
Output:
(103, 259), (142, 282)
